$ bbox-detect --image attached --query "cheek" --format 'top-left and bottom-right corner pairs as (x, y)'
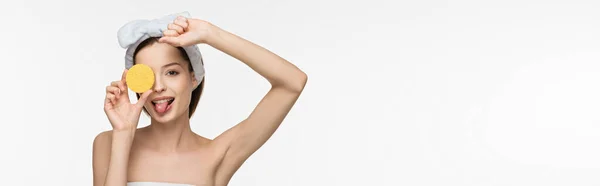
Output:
(170, 79), (191, 93)
(166, 78), (193, 101)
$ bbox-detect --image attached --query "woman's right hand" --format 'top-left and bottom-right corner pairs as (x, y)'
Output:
(104, 69), (153, 131)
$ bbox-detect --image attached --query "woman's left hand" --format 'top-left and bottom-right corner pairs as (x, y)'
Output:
(158, 16), (216, 47)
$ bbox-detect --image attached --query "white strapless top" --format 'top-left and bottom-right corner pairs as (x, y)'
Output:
(127, 182), (194, 186)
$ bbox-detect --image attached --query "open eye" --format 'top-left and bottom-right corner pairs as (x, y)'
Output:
(167, 70), (179, 76)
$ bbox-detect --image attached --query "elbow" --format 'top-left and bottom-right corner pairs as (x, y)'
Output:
(294, 72), (308, 93)
(274, 72), (307, 93)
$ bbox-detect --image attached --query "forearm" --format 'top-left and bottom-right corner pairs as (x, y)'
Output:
(206, 24), (307, 92)
(104, 130), (135, 186)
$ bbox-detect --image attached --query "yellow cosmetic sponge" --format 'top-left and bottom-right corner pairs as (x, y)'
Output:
(126, 64), (155, 93)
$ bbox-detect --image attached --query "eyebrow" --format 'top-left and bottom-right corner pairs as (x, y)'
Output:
(163, 62), (182, 69)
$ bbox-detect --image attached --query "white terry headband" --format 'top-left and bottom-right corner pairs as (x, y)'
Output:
(116, 11), (205, 89)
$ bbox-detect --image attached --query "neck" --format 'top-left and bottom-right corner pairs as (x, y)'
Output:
(146, 112), (197, 152)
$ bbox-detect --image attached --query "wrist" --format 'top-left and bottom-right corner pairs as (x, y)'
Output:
(111, 129), (136, 142)
(205, 22), (224, 46)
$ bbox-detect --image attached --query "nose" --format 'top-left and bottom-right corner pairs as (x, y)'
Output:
(153, 75), (166, 93)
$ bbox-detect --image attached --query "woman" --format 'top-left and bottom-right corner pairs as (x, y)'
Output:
(93, 12), (307, 186)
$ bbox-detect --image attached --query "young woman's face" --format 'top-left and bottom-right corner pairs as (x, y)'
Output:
(134, 42), (197, 123)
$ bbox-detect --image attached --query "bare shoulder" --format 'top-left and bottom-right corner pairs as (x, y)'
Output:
(92, 130), (113, 186)
(93, 130), (113, 153)
(93, 130), (116, 162)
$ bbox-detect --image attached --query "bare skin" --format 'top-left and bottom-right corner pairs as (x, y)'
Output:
(93, 16), (308, 186)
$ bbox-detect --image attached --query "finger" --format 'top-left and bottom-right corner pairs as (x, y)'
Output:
(117, 81), (127, 93)
(163, 30), (180, 37)
(104, 96), (116, 111)
(107, 94), (116, 105)
(168, 23), (184, 34)
(109, 81), (123, 93)
(110, 81), (120, 88)
(104, 96), (112, 107)
(121, 69), (128, 84)
(120, 69), (133, 101)
(158, 36), (182, 47)
(173, 18), (188, 31)
(109, 81), (123, 92)
(176, 16), (187, 22)
(106, 86), (121, 99)
(116, 83), (130, 103)
(135, 90), (153, 109)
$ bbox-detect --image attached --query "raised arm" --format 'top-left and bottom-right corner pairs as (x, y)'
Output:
(158, 17), (308, 184)
(208, 23), (307, 178)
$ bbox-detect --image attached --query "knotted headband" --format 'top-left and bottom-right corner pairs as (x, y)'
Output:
(117, 11), (205, 89)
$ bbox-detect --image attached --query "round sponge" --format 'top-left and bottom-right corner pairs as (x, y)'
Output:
(126, 64), (155, 93)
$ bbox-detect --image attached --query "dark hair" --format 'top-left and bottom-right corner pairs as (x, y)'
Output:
(133, 37), (205, 118)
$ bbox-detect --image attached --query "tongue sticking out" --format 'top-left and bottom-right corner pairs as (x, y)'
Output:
(155, 102), (169, 113)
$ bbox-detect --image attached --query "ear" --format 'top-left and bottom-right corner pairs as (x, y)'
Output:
(191, 72), (199, 90)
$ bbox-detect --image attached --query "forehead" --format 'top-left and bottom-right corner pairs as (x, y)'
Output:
(134, 42), (187, 69)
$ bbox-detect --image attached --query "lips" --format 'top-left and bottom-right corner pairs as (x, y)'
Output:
(151, 97), (174, 114)
(152, 97), (174, 104)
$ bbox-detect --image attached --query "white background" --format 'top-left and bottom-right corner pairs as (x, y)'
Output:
(0, 0), (599, 185)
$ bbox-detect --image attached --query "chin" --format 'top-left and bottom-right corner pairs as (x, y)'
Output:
(151, 112), (176, 123)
